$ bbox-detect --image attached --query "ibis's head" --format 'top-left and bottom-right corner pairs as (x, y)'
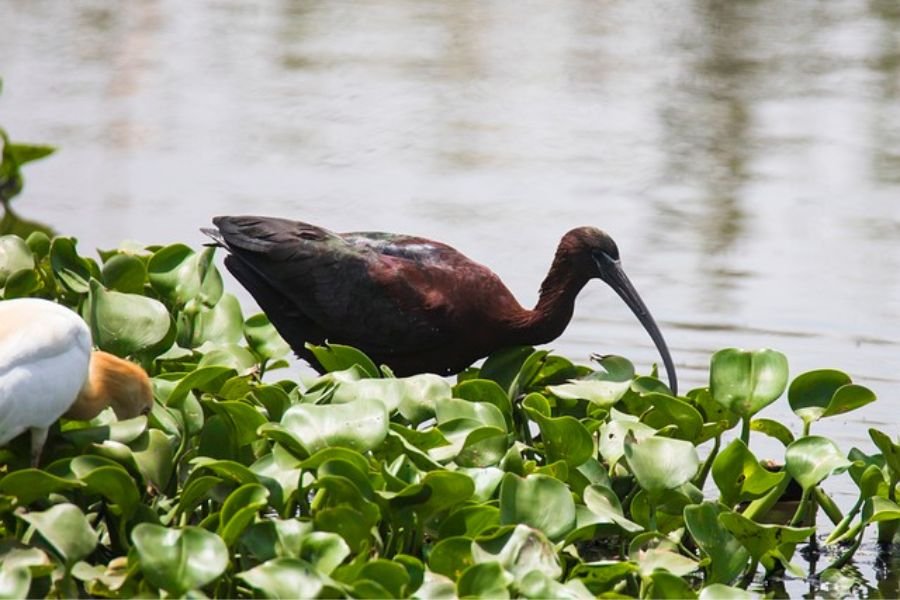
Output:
(563, 227), (679, 395)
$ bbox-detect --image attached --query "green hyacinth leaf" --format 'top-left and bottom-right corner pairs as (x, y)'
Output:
(307, 342), (380, 378)
(479, 346), (536, 395)
(642, 392), (704, 442)
(238, 558), (333, 600)
(332, 374), (450, 426)
(822, 384), (876, 419)
(785, 436), (853, 491)
(454, 379), (514, 428)
(861, 496), (900, 526)
(598, 417), (657, 466)
(712, 438), (785, 506)
(218, 483), (270, 548)
(547, 379), (631, 408)
(192, 293), (244, 347)
(456, 562), (514, 600)
(101, 253), (147, 294)
(788, 369), (851, 423)
(0, 468), (84, 507)
(87, 279), (173, 358)
(275, 397), (388, 455)
(717, 511), (815, 574)
(0, 565), (30, 599)
(436, 397), (507, 432)
(869, 428), (900, 477)
(623, 434), (699, 499)
(0, 234), (33, 288)
(428, 536), (475, 581)
(749, 418), (795, 446)
(710, 348), (788, 419)
(18, 503), (98, 567)
(683, 501), (750, 584)
(49, 237), (93, 294)
(645, 570), (698, 599)
(131, 524), (228, 595)
(472, 524), (562, 582)
(698, 583), (760, 599)
(499, 473), (576, 542)
(147, 243), (207, 306)
(244, 312), (291, 361)
(526, 411), (594, 467)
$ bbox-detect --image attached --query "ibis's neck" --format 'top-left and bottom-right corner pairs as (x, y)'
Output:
(510, 253), (590, 345)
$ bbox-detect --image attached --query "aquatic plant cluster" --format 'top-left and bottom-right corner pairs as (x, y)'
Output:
(0, 229), (898, 599)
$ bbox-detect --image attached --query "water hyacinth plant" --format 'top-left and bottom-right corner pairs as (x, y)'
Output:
(0, 231), (896, 599)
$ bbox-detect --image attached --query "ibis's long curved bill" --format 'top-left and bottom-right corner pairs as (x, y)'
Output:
(600, 259), (678, 395)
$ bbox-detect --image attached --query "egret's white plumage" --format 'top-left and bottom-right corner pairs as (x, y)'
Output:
(0, 298), (153, 465)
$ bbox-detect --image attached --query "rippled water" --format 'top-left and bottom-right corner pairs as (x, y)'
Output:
(2, 0), (900, 593)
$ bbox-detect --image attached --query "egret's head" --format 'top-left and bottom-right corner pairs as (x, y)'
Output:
(91, 351), (154, 419)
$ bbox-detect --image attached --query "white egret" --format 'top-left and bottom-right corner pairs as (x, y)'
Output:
(0, 298), (153, 466)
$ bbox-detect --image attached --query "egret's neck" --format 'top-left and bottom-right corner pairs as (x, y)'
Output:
(65, 352), (152, 421)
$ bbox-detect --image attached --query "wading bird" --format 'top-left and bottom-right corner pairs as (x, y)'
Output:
(0, 298), (154, 466)
(204, 216), (678, 393)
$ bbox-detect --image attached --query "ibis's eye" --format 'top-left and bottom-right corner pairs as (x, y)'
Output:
(141, 406), (151, 416)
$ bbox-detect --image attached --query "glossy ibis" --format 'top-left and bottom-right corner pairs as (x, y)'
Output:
(0, 298), (154, 465)
(204, 216), (678, 392)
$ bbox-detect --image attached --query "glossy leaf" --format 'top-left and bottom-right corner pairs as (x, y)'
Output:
(785, 436), (853, 491)
(87, 279), (172, 357)
(869, 428), (900, 476)
(333, 374), (451, 425)
(50, 237), (92, 293)
(436, 397), (506, 431)
(147, 244), (210, 306)
(0, 565), (30, 599)
(101, 253), (147, 294)
(472, 524), (561, 581)
(238, 558), (332, 599)
(19, 503), (98, 567)
(218, 483), (270, 547)
(643, 392), (704, 441)
(131, 524), (228, 595)
(684, 501), (750, 584)
(0, 234), (33, 287)
(499, 473), (576, 542)
(192, 293), (244, 347)
(749, 418), (795, 446)
(789, 369), (876, 425)
(623, 434), (699, 500)
(698, 584), (760, 600)
(598, 417), (656, 466)
(456, 562), (513, 599)
(717, 511), (815, 573)
(0, 468), (84, 506)
(646, 570), (698, 599)
(526, 411), (593, 467)
(547, 379), (630, 407)
(712, 439), (785, 506)
(581, 484), (642, 533)
(244, 312), (292, 361)
(429, 536), (475, 580)
(274, 397), (388, 455)
(710, 348), (788, 418)
(307, 342), (380, 378)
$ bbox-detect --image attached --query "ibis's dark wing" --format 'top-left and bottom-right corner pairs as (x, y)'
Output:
(207, 216), (475, 359)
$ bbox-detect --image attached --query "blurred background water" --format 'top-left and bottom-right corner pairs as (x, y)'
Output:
(2, 0), (900, 592)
